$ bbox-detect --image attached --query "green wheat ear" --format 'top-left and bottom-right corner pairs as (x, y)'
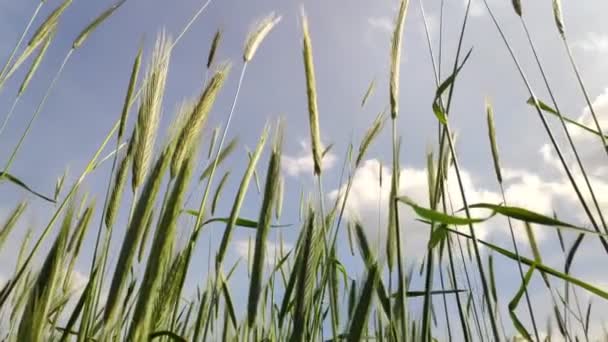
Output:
(301, 9), (323, 176)
(243, 12), (282, 62)
(132, 31), (172, 190)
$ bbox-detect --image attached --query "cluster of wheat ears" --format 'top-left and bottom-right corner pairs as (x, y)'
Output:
(0, 0), (607, 341)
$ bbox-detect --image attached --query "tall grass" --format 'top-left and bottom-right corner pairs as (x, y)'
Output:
(1, 1), (608, 342)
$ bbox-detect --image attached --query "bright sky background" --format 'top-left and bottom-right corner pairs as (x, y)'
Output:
(1, 0), (608, 339)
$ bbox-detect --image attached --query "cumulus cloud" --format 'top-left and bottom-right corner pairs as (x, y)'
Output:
(574, 32), (608, 54)
(66, 270), (89, 294)
(233, 239), (294, 269)
(466, 0), (486, 17)
(328, 159), (508, 260)
(329, 149), (608, 261)
(368, 16), (393, 35)
(282, 140), (336, 177)
(571, 87), (608, 145)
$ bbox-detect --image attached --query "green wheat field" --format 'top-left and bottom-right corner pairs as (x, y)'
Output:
(0, 0), (607, 340)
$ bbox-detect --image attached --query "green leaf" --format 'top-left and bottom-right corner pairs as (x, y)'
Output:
(405, 289), (467, 297)
(428, 224), (448, 249)
(466, 203), (606, 237)
(1, 172), (55, 203)
(527, 97), (608, 140)
(183, 211), (291, 229)
(445, 227), (608, 301)
(508, 264), (536, 341)
(432, 101), (448, 125)
(398, 196), (492, 225)
(431, 48), (473, 124)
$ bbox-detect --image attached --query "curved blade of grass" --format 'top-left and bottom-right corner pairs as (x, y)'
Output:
(199, 138), (238, 181)
(398, 196), (493, 225)
(565, 233), (584, 275)
(525, 222), (550, 287)
(431, 48), (472, 124)
(428, 224), (448, 250)
(467, 203), (606, 236)
(526, 97), (608, 139)
(186, 214), (291, 229)
(1, 171), (55, 203)
(445, 227), (608, 300)
(508, 264), (536, 341)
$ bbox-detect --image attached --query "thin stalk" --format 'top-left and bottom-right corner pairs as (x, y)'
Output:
(445, 232), (471, 341)
(519, 18), (608, 235)
(438, 251), (453, 341)
(111, 0), (215, 140)
(2, 49), (73, 178)
(482, 0), (608, 254)
(444, 123), (500, 340)
(419, 0), (494, 339)
(444, 177), (480, 341)
(419, 1), (439, 339)
(0, 115), (121, 308)
(391, 121), (408, 338)
(84, 136), (122, 337)
(201, 62), (248, 342)
(498, 184), (540, 340)
(562, 38), (608, 156)
(309, 173), (343, 340)
(0, 97), (21, 138)
(316, 174), (340, 340)
(0, 1), (44, 83)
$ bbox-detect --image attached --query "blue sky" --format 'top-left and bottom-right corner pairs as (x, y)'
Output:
(1, 0), (608, 339)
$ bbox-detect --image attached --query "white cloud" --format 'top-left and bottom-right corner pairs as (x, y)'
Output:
(367, 16), (393, 35)
(329, 149), (608, 262)
(466, 0), (485, 17)
(574, 32), (608, 54)
(571, 87), (608, 145)
(66, 270), (89, 294)
(329, 159), (509, 260)
(282, 140), (336, 177)
(233, 239), (294, 269)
